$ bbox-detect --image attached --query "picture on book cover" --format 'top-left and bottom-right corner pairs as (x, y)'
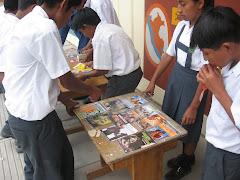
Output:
(134, 104), (159, 118)
(65, 48), (79, 63)
(73, 63), (92, 73)
(146, 122), (178, 142)
(107, 113), (126, 127)
(77, 103), (106, 119)
(101, 124), (138, 141)
(117, 131), (155, 153)
(121, 95), (148, 108)
(102, 99), (128, 112)
(85, 113), (111, 128)
(118, 109), (142, 123)
(135, 113), (166, 130)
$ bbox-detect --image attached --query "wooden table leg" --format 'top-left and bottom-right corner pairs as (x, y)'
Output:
(86, 155), (112, 180)
(65, 126), (84, 135)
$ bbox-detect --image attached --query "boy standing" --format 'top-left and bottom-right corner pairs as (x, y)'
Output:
(3, 0), (102, 179)
(191, 6), (240, 179)
(72, 7), (143, 98)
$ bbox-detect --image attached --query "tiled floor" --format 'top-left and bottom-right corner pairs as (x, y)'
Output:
(0, 41), (207, 180)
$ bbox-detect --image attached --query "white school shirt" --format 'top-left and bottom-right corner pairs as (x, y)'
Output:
(206, 61), (240, 154)
(166, 20), (207, 71)
(0, 12), (19, 72)
(92, 22), (141, 77)
(0, 6), (4, 14)
(84, 0), (121, 26)
(3, 6), (70, 121)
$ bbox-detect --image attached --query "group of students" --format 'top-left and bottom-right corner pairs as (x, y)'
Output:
(0, 0), (240, 179)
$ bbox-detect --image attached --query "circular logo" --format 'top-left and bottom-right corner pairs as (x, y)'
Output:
(145, 4), (171, 67)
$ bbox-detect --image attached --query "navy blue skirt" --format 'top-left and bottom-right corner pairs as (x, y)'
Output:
(162, 62), (207, 143)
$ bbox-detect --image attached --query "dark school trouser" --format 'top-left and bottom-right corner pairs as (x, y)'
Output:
(8, 111), (74, 180)
(201, 142), (240, 180)
(105, 67), (143, 99)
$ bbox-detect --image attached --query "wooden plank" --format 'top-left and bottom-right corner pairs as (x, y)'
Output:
(5, 140), (18, 179)
(0, 140), (5, 180)
(1, 140), (12, 180)
(86, 165), (112, 180)
(65, 126), (84, 135)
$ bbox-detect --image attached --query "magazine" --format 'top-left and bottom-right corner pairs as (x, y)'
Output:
(85, 113), (111, 128)
(101, 124), (138, 141)
(73, 63), (92, 73)
(107, 113), (126, 127)
(134, 104), (159, 118)
(146, 122), (178, 142)
(117, 131), (155, 153)
(77, 103), (106, 119)
(102, 99), (128, 112)
(121, 95), (148, 108)
(135, 114), (166, 129)
(65, 48), (79, 63)
(118, 109), (142, 123)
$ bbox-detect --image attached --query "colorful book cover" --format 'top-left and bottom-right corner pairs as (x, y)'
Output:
(146, 122), (178, 143)
(135, 119), (154, 130)
(135, 114), (166, 129)
(121, 95), (148, 108)
(77, 103), (106, 119)
(65, 48), (79, 63)
(118, 109), (142, 123)
(107, 113), (126, 127)
(101, 124), (138, 141)
(102, 99), (128, 112)
(117, 131), (155, 153)
(134, 104), (159, 118)
(73, 63), (92, 73)
(85, 113), (111, 128)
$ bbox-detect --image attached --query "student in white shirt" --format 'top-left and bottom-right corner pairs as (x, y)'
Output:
(191, 6), (240, 179)
(72, 7), (143, 98)
(3, 0), (103, 179)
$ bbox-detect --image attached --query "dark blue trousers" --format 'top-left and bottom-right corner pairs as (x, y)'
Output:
(8, 111), (74, 180)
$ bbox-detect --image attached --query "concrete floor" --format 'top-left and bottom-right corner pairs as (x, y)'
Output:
(0, 40), (207, 179)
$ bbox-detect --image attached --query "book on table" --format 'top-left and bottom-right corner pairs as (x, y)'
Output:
(135, 113), (166, 130)
(76, 102), (106, 119)
(121, 95), (148, 108)
(85, 113), (112, 128)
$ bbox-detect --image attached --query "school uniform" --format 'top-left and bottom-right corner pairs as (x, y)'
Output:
(162, 20), (208, 143)
(85, 0), (121, 26)
(202, 61), (240, 180)
(92, 22), (143, 98)
(3, 6), (74, 180)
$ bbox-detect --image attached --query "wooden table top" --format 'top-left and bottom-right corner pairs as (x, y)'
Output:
(74, 92), (188, 165)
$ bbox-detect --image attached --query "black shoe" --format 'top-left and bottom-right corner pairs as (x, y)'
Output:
(165, 165), (191, 180)
(1, 123), (15, 138)
(167, 154), (195, 168)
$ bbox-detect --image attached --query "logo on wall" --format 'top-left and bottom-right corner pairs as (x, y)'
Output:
(145, 3), (171, 67)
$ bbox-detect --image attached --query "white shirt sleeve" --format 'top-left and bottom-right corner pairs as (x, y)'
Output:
(231, 90), (240, 128)
(32, 31), (70, 79)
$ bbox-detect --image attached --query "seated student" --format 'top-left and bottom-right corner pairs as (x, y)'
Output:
(191, 6), (240, 179)
(3, 0), (103, 179)
(72, 7), (143, 98)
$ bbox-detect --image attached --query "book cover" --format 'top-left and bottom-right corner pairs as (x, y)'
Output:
(85, 113), (112, 128)
(135, 114), (166, 130)
(73, 63), (92, 73)
(65, 48), (79, 63)
(134, 104), (159, 118)
(102, 99), (128, 112)
(135, 119), (154, 130)
(101, 124), (138, 141)
(118, 109), (142, 123)
(107, 113), (126, 127)
(121, 95), (148, 108)
(146, 122), (178, 142)
(117, 131), (155, 153)
(77, 103), (106, 119)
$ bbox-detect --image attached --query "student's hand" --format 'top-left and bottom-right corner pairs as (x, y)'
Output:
(77, 72), (88, 81)
(89, 86), (104, 102)
(66, 100), (79, 117)
(86, 61), (93, 69)
(84, 48), (93, 62)
(141, 82), (155, 97)
(197, 64), (224, 95)
(181, 105), (198, 125)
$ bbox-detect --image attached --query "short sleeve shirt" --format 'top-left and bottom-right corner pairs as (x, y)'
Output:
(166, 20), (207, 71)
(92, 23), (141, 77)
(3, 6), (70, 120)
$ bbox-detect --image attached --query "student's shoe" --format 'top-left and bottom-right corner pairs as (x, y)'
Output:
(15, 141), (23, 154)
(1, 123), (15, 138)
(167, 154), (195, 168)
(165, 164), (191, 180)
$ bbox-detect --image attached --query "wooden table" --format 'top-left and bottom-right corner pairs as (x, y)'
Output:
(74, 92), (187, 180)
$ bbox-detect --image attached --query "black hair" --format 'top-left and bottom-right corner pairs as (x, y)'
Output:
(193, 0), (214, 10)
(72, 7), (101, 31)
(191, 6), (240, 50)
(4, 0), (19, 11)
(18, 0), (36, 11)
(36, 0), (82, 11)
